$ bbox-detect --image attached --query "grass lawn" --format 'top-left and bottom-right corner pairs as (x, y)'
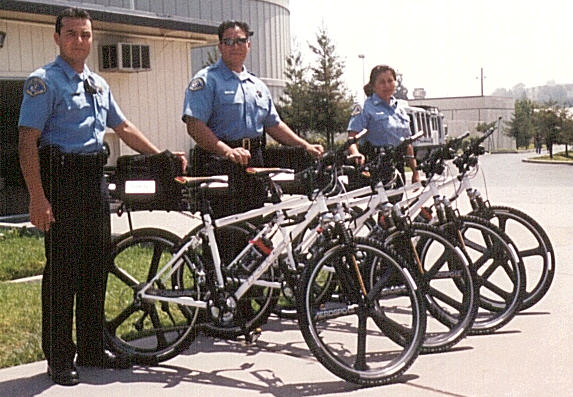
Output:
(0, 282), (43, 368)
(533, 150), (573, 162)
(0, 228), (45, 368)
(0, 228), (45, 281)
(0, 229), (193, 369)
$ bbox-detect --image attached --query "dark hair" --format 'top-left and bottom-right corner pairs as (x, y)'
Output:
(217, 20), (253, 41)
(363, 64), (397, 97)
(55, 7), (92, 34)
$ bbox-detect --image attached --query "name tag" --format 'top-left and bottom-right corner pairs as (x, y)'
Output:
(125, 180), (156, 194)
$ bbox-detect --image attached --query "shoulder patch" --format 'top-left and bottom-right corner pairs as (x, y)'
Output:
(351, 103), (362, 116)
(188, 77), (205, 92)
(25, 77), (47, 97)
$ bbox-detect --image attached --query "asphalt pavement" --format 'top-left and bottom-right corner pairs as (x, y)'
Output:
(1, 151), (572, 397)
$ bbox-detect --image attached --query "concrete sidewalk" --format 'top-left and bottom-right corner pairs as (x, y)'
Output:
(1, 151), (572, 396)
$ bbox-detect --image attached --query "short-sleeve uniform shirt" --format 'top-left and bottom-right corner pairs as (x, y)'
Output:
(18, 55), (125, 153)
(347, 94), (412, 147)
(182, 59), (280, 141)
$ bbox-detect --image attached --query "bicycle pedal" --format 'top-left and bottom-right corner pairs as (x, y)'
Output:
(243, 327), (262, 345)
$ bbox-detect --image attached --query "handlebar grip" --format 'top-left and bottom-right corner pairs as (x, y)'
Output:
(458, 131), (471, 141)
(475, 127), (495, 145)
(345, 129), (368, 147)
(404, 131), (425, 145)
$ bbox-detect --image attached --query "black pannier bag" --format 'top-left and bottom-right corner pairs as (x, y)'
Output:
(113, 150), (184, 211)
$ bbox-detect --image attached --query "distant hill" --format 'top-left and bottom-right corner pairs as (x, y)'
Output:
(492, 82), (573, 106)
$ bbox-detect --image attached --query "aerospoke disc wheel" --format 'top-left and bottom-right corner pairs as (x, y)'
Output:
(104, 228), (200, 364)
(471, 206), (555, 311)
(297, 237), (426, 386)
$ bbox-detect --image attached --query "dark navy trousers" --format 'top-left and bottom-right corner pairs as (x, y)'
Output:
(39, 147), (109, 370)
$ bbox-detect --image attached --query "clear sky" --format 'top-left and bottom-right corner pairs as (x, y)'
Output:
(288, 0), (573, 100)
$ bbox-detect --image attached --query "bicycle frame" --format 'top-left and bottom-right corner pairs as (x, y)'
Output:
(133, 180), (343, 310)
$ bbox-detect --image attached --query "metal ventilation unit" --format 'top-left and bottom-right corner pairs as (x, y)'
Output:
(100, 43), (151, 72)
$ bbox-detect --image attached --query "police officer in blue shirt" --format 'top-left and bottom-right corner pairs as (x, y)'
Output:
(18, 8), (186, 386)
(182, 20), (323, 217)
(347, 64), (420, 185)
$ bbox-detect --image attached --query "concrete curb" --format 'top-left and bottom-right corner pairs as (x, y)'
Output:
(522, 158), (573, 165)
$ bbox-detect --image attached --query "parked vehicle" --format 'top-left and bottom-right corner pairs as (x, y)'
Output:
(402, 101), (447, 159)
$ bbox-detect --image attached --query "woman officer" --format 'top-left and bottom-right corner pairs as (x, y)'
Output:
(347, 64), (420, 186)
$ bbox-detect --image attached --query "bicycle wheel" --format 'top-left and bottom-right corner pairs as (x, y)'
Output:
(273, 210), (349, 320)
(297, 237), (426, 386)
(452, 216), (526, 334)
(104, 228), (201, 364)
(382, 223), (479, 353)
(195, 223), (279, 339)
(470, 205), (555, 311)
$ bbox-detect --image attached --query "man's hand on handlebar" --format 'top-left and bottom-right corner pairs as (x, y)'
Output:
(224, 146), (251, 166)
(305, 143), (325, 159)
(172, 151), (188, 174)
(348, 153), (365, 166)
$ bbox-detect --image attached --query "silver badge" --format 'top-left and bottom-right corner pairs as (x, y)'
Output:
(188, 77), (205, 91)
(25, 77), (47, 97)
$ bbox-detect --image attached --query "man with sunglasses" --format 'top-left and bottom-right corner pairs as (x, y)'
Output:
(18, 7), (186, 386)
(183, 20), (323, 217)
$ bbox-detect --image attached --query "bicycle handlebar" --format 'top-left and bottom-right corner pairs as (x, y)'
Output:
(471, 127), (495, 148)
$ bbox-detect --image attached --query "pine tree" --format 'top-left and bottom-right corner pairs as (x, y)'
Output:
(276, 48), (313, 136)
(278, 27), (355, 147)
(308, 26), (355, 147)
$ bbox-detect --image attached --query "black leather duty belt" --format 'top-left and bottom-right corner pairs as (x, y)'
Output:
(224, 136), (263, 151)
(39, 145), (108, 167)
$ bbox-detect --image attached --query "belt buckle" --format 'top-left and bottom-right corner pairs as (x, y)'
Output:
(242, 138), (251, 151)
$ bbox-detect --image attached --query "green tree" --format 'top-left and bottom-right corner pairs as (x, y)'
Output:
(307, 26), (355, 147)
(533, 103), (560, 158)
(276, 48), (313, 136)
(506, 98), (535, 149)
(476, 121), (497, 132)
(557, 108), (573, 157)
(201, 47), (218, 68)
(394, 72), (408, 100)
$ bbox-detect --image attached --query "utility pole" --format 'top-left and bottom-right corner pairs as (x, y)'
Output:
(358, 54), (365, 100)
(476, 67), (486, 96)
(480, 67), (484, 96)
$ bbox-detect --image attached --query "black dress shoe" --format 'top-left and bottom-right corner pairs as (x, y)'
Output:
(77, 350), (133, 369)
(47, 365), (79, 386)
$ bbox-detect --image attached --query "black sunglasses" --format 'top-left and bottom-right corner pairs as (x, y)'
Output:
(220, 37), (249, 46)
(84, 79), (98, 94)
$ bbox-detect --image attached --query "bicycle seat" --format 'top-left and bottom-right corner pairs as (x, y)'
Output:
(174, 175), (228, 187)
(245, 167), (294, 176)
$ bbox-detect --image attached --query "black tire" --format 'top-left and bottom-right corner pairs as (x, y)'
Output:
(297, 237), (426, 386)
(382, 223), (479, 353)
(470, 205), (555, 311)
(193, 223), (278, 339)
(104, 228), (200, 364)
(273, 211), (347, 320)
(452, 216), (527, 335)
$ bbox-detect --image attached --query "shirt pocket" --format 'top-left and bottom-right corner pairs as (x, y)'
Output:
(371, 112), (391, 131)
(65, 94), (90, 111)
(94, 93), (109, 130)
(396, 111), (410, 125)
(95, 92), (109, 111)
(218, 92), (243, 121)
(254, 95), (270, 124)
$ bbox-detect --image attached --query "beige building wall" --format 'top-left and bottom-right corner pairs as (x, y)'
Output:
(409, 96), (516, 151)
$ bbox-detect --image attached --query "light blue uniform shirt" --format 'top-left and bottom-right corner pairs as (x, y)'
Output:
(347, 94), (412, 147)
(182, 59), (281, 141)
(18, 55), (125, 153)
